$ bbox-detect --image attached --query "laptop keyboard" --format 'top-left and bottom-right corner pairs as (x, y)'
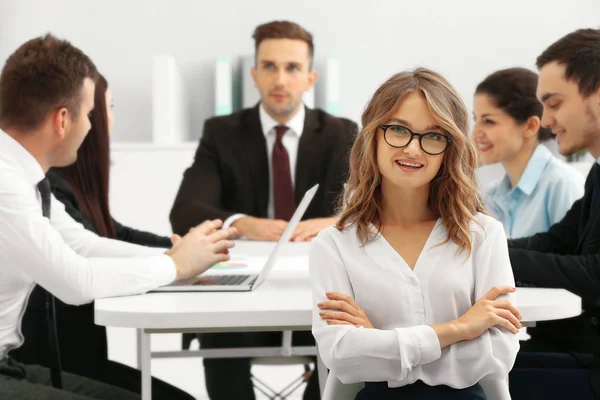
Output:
(203, 275), (251, 286)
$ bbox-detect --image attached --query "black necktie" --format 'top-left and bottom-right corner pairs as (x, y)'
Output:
(592, 164), (600, 211)
(37, 177), (63, 389)
(272, 125), (295, 221)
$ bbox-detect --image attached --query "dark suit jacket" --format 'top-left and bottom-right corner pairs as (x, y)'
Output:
(11, 171), (171, 380)
(169, 104), (358, 235)
(509, 163), (600, 354)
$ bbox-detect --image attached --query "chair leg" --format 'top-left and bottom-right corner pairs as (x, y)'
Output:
(251, 374), (278, 399)
(278, 375), (307, 399)
(251, 370), (309, 400)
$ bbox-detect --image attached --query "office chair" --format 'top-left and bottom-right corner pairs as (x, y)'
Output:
(181, 333), (315, 400)
(321, 374), (509, 400)
(250, 356), (314, 400)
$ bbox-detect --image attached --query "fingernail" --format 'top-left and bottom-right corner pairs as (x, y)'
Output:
(317, 303), (323, 308)
(319, 312), (325, 316)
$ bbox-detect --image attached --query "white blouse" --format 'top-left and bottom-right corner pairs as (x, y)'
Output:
(309, 213), (519, 389)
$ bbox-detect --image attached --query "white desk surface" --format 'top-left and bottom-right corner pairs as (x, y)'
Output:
(95, 241), (582, 330)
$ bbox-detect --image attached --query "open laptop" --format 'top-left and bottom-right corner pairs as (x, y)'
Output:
(152, 184), (319, 292)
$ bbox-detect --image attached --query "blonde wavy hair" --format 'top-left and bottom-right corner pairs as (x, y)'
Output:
(336, 68), (486, 254)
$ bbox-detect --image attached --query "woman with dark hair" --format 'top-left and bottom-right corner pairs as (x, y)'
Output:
(473, 67), (584, 238)
(11, 74), (195, 400)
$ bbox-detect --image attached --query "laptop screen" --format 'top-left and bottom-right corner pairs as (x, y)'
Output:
(252, 184), (319, 288)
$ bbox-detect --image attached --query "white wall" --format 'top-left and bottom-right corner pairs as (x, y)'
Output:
(1, 0), (599, 142)
(108, 143), (197, 235)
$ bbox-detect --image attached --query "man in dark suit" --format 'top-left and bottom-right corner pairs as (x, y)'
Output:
(170, 21), (357, 400)
(507, 28), (600, 400)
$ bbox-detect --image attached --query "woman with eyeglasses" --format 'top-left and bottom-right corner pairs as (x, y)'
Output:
(473, 68), (584, 238)
(309, 68), (520, 399)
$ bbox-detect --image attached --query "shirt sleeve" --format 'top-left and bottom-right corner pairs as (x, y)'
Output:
(457, 218), (520, 381)
(0, 176), (176, 306)
(309, 232), (442, 384)
(50, 195), (169, 258)
(223, 213), (247, 230)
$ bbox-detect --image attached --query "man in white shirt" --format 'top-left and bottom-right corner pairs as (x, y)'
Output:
(170, 21), (357, 400)
(0, 34), (236, 400)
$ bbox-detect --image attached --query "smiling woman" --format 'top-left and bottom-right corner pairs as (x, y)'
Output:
(309, 68), (520, 400)
(473, 68), (584, 238)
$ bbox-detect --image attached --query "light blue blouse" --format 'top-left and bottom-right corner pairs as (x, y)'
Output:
(485, 144), (585, 239)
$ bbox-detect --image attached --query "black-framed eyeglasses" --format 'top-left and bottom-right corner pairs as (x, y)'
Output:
(380, 124), (451, 155)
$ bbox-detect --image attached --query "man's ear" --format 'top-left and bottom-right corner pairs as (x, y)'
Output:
(251, 66), (258, 89)
(306, 70), (318, 92)
(52, 107), (69, 139)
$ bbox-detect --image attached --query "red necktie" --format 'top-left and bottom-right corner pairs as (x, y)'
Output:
(272, 125), (295, 221)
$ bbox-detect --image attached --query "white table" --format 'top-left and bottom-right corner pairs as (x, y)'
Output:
(95, 242), (582, 400)
(517, 287), (581, 324)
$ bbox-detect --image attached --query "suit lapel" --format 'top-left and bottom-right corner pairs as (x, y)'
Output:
(295, 107), (323, 205)
(581, 202), (600, 246)
(579, 165), (599, 249)
(239, 105), (269, 217)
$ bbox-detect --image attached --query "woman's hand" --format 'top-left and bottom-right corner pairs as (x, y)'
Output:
(317, 292), (374, 328)
(456, 286), (522, 341)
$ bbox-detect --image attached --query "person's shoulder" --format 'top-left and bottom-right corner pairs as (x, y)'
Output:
(203, 107), (255, 133)
(470, 212), (505, 240)
(485, 176), (506, 195)
(313, 223), (359, 249)
(472, 211), (502, 226)
(0, 161), (30, 195)
(310, 108), (357, 133)
(46, 170), (79, 206)
(47, 171), (73, 194)
(544, 156), (586, 186)
(316, 224), (345, 240)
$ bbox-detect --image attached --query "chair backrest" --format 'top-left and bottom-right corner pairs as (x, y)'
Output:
(322, 374), (509, 400)
(478, 377), (511, 400)
(322, 374), (363, 400)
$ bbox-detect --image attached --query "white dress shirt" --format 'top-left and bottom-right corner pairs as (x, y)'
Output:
(224, 104), (305, 227)
(309, 213), (519, 389)
(0, 130), (176, 359)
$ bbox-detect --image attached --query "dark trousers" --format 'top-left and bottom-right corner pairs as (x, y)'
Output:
(12, 347), (193, 400)
(508, 339), (595, 400)
(13, 289), (194, 400)
(199, 331), (320, 400)
(0, 357), (139, 400)
(98, 359), (195, 400)
(509, 351), (594, 399)
(355, 381), (486, 400)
